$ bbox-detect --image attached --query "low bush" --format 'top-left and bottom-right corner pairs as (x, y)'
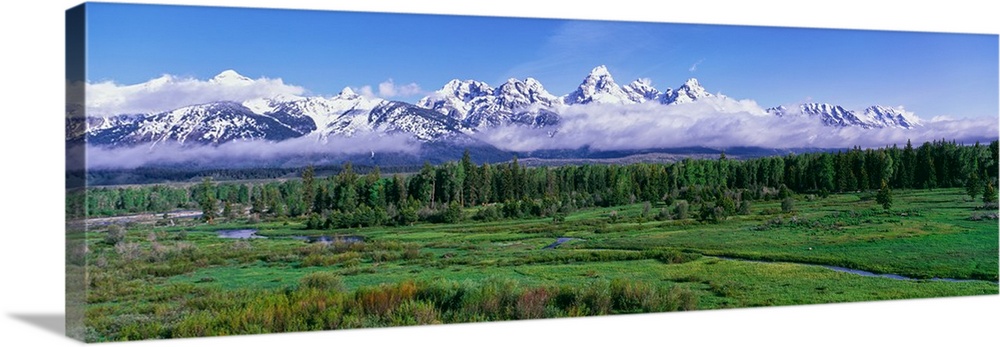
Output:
(104, 225), (127, 246)
(299, 272), (344, 292)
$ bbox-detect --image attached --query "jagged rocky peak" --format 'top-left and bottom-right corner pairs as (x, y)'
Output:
(564, 65), (634, 105)
(662, 78), (712, 104)
(861, 105), (923, 128)
(439, 79), (494, 100)
(495, 77), (559, 106)
(622, 78), (661, 103)
(792, 103), (861, 127)
(338, 86), (360, 98)
(770, 102), (922, 129)
(417, 79), (495, 120)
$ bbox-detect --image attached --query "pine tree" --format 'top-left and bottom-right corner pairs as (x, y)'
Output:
(223, 200), (235, 220)
(966, 171), (981, 200)
(250, 185), (265, 214)
(901, 139), (916, 188)
(984, 181), (997, 204)
(876, 179), (892, 210)
(301, 165), (315, 215)
(199, 177), (217, 223)
(461, 149), (478, 206)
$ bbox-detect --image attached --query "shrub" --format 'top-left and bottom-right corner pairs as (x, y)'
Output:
(551, 214), (566, 224)
(515, 287), (551, 320)
(473, 205), (502, 222)
(656, 208), (673, 221)
(579, 281), (612, 315)
(403, 246), (423, 261)
(391, 300), (440, 325)
(463, 277), (519, 320)
(778, 184), (793, 199)
(114, 242), (142, 261)
(230, 240), (253, 252)
(306, 213), (323, 229)
(674, 201), (690, 220)
(300, 272), (344, 292)
(415, 280), (467, 313)
(355, 281), (417, 317)
(738, 200), (752, 215)
(104, 225), (127, 245)
(668, 285), (699, 311)
(610, 279), (659, 312)
(440, 201), (464, 223)
(781, 197), (795, 213)
(969, 212), (999, 221)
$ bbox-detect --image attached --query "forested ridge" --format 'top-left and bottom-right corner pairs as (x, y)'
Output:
(72, 140), (999, 223)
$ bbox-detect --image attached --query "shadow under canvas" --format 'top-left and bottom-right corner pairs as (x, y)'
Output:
(9, 313), (66, 337)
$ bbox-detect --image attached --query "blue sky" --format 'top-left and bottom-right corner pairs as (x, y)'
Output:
(85, 2), (998, 119)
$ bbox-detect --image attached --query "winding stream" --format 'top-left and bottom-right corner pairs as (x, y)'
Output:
(715, 256), (997, 284)
(543, 237), (581, 249)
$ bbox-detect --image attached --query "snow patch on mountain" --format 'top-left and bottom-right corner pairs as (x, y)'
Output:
(769, 103), (922, 129)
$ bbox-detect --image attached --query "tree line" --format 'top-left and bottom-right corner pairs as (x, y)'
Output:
(77, 140), (999, 223)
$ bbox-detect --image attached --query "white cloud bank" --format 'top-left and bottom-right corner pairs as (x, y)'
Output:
(477, 98), (999, 152)
(357, 79), (423, 99)
(84, 133), (421, 169)
(83, 72), (306, 117)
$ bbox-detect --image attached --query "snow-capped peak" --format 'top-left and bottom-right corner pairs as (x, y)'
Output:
(622, 78), (661, 103)
(339, 86), (359, 98)
(210, 70), (254, 85)
(494, 78), (559, 109)
(861, 105), (923, 128)
(564, 65), (634, 105)
(417, 79), (494, 120)
(437, 79), (493, 100)
(589, 65), (612, 78)
(770, 102), (921, 129)
(662, 78), (712, 104)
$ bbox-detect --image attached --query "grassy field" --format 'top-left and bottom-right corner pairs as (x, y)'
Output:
(80, 188), (998, 341)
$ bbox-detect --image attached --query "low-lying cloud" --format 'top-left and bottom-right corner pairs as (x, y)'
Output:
(477, 98), (999, 152)
(85, 133), (420, 169)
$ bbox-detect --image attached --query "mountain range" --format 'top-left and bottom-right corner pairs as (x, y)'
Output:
(73, 66), (924, 158)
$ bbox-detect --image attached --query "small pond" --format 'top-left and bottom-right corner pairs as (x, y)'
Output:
(291, 235), (366, 244)
(217, 229), (267, 239)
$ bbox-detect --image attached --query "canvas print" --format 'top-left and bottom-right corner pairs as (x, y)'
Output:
(65, 2), (999, 342)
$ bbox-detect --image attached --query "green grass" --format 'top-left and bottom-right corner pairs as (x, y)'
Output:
(83, 188), (999, 341)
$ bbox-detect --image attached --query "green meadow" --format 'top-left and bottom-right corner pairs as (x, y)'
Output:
(80, 187), (997, 341)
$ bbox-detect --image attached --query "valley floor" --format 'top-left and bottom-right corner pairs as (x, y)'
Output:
(77, 188), (998, 341)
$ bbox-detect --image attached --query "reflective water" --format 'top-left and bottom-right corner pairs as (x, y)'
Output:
(217, 229), (266, 239)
